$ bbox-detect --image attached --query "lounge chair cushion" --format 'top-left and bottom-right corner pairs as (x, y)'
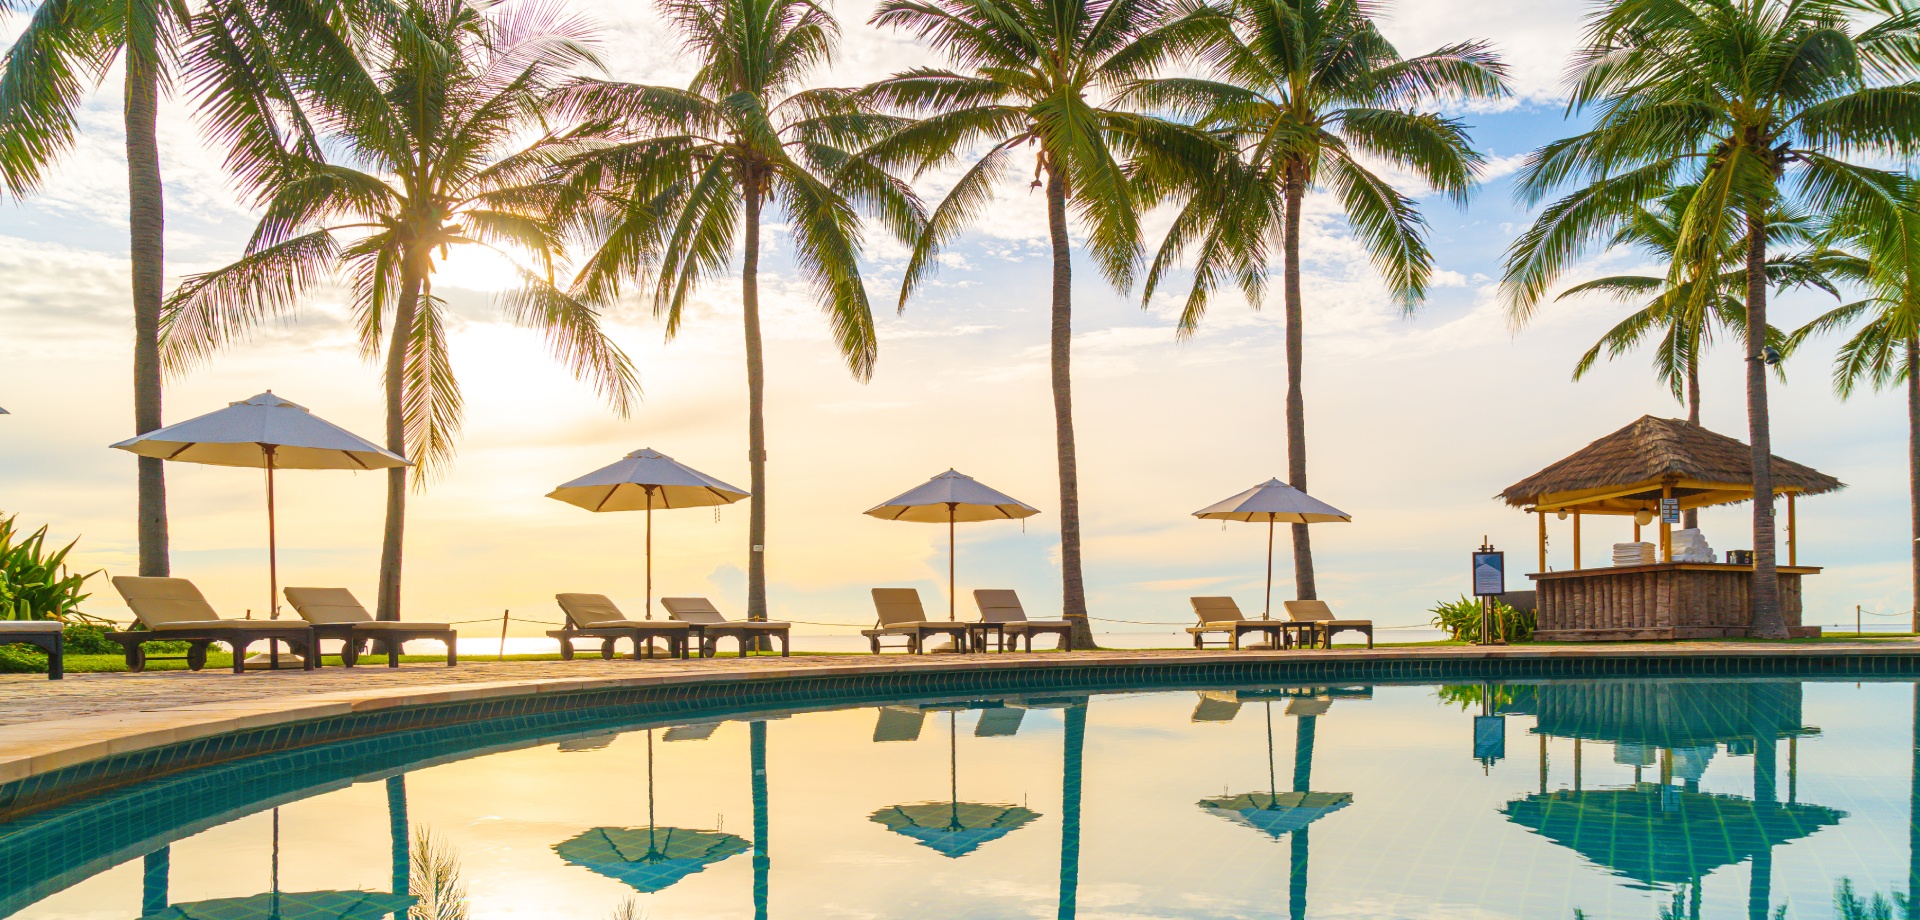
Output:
(661, 597), (727, 624)
(149, 619), (306, 631)
(871, 588), (929, 628)
(320, 620), (451, 632)
(1284, 600), (1370, 626)
(284, 587), (375, 624)
(1190, 597), (1245, 624)
(113, 576), (225, 627)
(0, 621), (62, 634)
(556, 593), (644, 628)
(973, 589), (1028, 623)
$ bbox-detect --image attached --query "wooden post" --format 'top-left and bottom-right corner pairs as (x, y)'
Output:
(1537, 511), (1548, 572)
(1787, 492), (1797, 566)
(1573, 512), (1583, 570)
(1634, 516), (1642, 543)
(1660, 480), (1674, 563)
(1538, 733), (1548, 794)
(1574, 738), (1583, 792)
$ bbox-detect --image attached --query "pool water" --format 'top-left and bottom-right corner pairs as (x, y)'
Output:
(4, 677), (1915, 919)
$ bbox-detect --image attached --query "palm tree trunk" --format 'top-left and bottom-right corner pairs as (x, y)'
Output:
(376, 259), (424, 622)
(1683, 337), (1702, 530)
(751, 719), (769, 920)
(126, 46), (168, 578)
(1058, 702), (1085, 920)
(1744, 210), (1785, 638)
(1908, 337), (1918, 634)
(1283, 163), (1315, 601)
(1290, 714), (1317, 920)
(1046, 167), (1093, 649)
(744, 183), (769, 623)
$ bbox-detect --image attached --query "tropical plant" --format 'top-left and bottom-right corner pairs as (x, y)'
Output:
(1501, 0), (1920, 638)
(1429, 594), (1534, 643)
(1135, 0), (1507, 601)
(551, 0), (920, 623)
(160, 0), (638, 621)
(1788, 198), (1920, 630)
(0, 514), (95, 620)
(861, 0), (1219, 645)
(409, 827), (469, 920)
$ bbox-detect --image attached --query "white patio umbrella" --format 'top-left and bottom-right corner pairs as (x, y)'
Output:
(110, 392), (408, 620)
(547, 449), (747, 618)
(865, 470), (1039, 620)
(1193, 479), (1351, 619)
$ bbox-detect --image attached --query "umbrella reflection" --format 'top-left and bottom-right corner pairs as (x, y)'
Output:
(554, 730), (750, 894)
(869, 709), (1040, 858)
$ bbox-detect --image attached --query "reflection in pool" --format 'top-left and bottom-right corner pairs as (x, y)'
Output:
(2, 678), (1914, 918)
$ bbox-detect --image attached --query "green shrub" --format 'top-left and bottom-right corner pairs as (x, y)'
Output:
(1430, 595), (1536, 643)
(60, 622), (117, 655)
(0, 514), (97, 620)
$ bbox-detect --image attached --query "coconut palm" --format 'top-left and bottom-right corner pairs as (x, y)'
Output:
(1501, 0), (1920, 638)
(0, 0), (380, 576)
(861, 0), (1218, 645)
(160, 0), (638, 621)
(551, 0), (921, 623)
(1135, 0), (1508, 600)
(1789, 198), (1920, 631)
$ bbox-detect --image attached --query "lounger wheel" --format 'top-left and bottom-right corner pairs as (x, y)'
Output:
(558, 641), (574, 661)
(186, 642), (209, 671)
(600, 641), (616, 660)
(340, 641), (360, 667)
(124, 644), (146, 673)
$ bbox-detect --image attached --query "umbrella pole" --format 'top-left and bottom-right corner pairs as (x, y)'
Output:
(646, 488), (654, 620)
(950, 712), (959, 827)
(948, 504), (957, 622)
(1266, 702), (1276, 798)
(1264, 516), (1274, 620)
(266, 446), (279, 619)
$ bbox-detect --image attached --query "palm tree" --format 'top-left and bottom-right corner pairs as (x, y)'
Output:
(551, 0), (920, 623)
(862, 0), (1216, 645)
(1501, 0), (1920, 638)
(161, 0), (638, 621)
(1559, 187), (1843, 527)
(1789, 199), (1920, 631)
(1135, 0), (1508, 600)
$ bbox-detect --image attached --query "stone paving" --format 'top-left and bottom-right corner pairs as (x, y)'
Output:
(4, 639), (1916, 727)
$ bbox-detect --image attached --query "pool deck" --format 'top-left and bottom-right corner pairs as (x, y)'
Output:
(3, 640), (1918, 791)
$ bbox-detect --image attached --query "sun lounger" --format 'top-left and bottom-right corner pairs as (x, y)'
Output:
(1283, 599), (1374, 649)
(974, 707), (1025, 737)
(1191, 690), (1242, 722)
(282, 587), (457, 668)
(862, 588), (970, 654)
(552, 594), (690, 660)
(109, 576), (316, 673)
(873, 706), (927, 742)
(1185, 597), (1306, 650)
(970, 589), (1074, 652)
(661, 596), (790, 657)
(0, 621), (63, 679)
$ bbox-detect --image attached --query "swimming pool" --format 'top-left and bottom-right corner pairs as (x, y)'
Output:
(1, 675), (1911, 918)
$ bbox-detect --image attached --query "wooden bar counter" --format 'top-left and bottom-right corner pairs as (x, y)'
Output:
(1530, 562), (1822, 641)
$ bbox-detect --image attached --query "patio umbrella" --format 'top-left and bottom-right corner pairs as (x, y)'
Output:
(554, 730), (751, 893)
(110, 392), (407, 620)
(548, 449), (747, 618)
(868, 711), (1041, 858)
(865, 470), (1039, 620)
(1193, 479), (1350, 619)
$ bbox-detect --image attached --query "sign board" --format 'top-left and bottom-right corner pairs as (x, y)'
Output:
(1660, 498), (1681, 524)
(1473, 715), (1506, 762)
(1472, 551), (1505, 597)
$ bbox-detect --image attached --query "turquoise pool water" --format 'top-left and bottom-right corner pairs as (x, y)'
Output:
(2, 677), (1914, 918)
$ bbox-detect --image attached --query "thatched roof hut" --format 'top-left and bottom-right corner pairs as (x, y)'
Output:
(1499, 416), (1843, 515)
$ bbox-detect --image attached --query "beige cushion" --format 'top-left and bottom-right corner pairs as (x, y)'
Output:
(1190, 597), (1245, 624)
(150, 619), (305, 631)
(317, 620), (450, 632)
(973, 589), (1027, 623)
(284, 587), (374, 624)
(872, 588), (928, 627)
(0, 621), (62, 634)
(557, 593), (628, 628)
(661, 597), (727, 624)
(1284, 600), (1333, 622)
(114, 576), (224, 627)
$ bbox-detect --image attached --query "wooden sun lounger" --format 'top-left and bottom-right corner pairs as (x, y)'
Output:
(1284, 600), (1374, 648)
(863, 588), (969, 654)
(551, 593), (691, 660)
(0, 621), (63, 680)
(970, 589), (1074, 652)
(661, 596), (790, 657)
(110, 576), (316, 673)
(283, 587), (457, 667)
(1185, 597), (1313, 650)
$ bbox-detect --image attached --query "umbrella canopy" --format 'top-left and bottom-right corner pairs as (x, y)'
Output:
(111, 392), (406, 471)
(1198, 791), (1352, 839)
(865, 470), (1040, 620)
(145, 890), (416, 920)
(555, 826), (751, 893)
(548, 449), (747, 618)
(110, 392), (405, 624)
(1193, 480), (1351, 619)
(869, 801), (1041, 858)
(1501, 785), (1845, 885)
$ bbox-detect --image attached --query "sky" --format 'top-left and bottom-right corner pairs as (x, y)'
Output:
(0, 0), (1912, 640)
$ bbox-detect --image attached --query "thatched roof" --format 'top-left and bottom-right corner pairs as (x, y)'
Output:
(1499, 416), (1843, 510)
